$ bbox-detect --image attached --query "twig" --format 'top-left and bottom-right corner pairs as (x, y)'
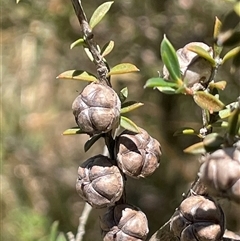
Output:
(70, 0), (110, 86)
(75, 203), (93, 241)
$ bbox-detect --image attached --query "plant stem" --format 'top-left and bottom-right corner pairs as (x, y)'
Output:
(70, 0), (110, 86)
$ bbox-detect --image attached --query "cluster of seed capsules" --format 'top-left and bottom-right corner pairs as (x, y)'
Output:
(165, 42), (240, 241)
(72, 82), (162, 241)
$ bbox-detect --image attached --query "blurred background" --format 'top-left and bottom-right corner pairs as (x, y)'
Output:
(2, 0), (240, 240)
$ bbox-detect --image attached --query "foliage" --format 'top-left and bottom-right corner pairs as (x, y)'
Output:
(2, 0), (240, 240)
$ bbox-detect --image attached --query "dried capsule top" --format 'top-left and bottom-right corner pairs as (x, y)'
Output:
(72, 82), (121, 135)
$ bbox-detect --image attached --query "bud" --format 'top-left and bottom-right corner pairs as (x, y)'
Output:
(72, 82), (121, 135)
(76, 155), (124, 208)
(199, 147), (240, 203)
(170, 195), (225, 241)
(100, 204), (149, 241)
(115, 127), (161, 178)
(163, 42), (213, 87)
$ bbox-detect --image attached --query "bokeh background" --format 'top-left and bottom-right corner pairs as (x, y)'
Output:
(2, 0), (240, 240)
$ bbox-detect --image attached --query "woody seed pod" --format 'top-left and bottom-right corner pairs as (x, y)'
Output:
(170, 195), (225, 241)
(72, 82), (121, 135)
(76, 155), (124, 208)
(163, 42), (213, 87)
(100, 204), (149, 241)
(199, 147), (240, 203)
(115, 127), (161, 178)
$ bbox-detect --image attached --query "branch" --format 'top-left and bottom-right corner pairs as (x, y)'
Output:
(70, 0), (110, 86)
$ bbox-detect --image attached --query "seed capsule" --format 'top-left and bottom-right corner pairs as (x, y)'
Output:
(72, 82), (121, 135)
(76, 155), (124, 208)
(163, 42), (213, 87)
(115, 127), (161, 178)
(100, 204), (149, 241)
(170, 195), (225, 241)
(199, 147), (240, 203)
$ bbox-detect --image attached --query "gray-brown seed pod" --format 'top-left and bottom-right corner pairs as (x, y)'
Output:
(199, 147), (240, 203)
(100, 204), (149, 241)
(72, 82), (121, 135)
(76, 155), (124, 208)
(170, 195), (225, 241)
(163, 42), (213, 87)
(115, 127), (161, 178)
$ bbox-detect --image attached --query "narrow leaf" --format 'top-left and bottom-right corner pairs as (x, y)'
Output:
(222, 46), (240, 64)
(121, 102), (144, 114)
(50, 221), (59, 241)
(187, 45), (215, 66)
(84, 134), (103, 152)
(161, 35), (182, 85)
(62, 127), (86, 135)
(213, 17), (223, 57)
(108, 63), (140, 76)
(214, 16), (222, 39)
(193, 91), (225, 113)
(56, 233), (67, 241)
(89, 1), (114, 29)
(219, 101), (238, 119)
(231, 49), (240, 73)
(173, 127), (201, 137)
(234, 2), (240, 16)
(120, 116), (140, 133)
(156, 86), (177, 94)
(228, 107), (240, 136)
(57, 70), (97, 82)
(144, 77), (178, 88)
(84, 47), (94, 61)
(184, 142), (206, 154)
(209, 81), (227, 91)
(119, 87), (128, 103)
(101, 40), (115, 57)
(70, 38), (85, 49)
(203, 133), (225, 151)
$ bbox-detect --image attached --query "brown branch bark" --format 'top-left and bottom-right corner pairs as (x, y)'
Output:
(70, 0), (110, 86)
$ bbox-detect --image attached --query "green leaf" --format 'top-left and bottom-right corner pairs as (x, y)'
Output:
(211, 120), (228, 128)
(89, 1), (114, 29)
(49, 221), (59, 241)
(70, 38), (85, 49)
(213, 17), (223, 57)
(231, 48), (240, 73)
(187, 45), (216, 66)
(173, 127), (202, 137)
(101, 40), (115, 57)
(234, 1), (240, 16)
(119, 87), (128, 103)
(203, 133), (225, 152)
(222, 46), (240, 64)
(108, 63), (140, 76)
(161, 35), (182, 85)
(120, 116), (140, 133)
(121, 102), (144, 114)
(156, 86), (177, 94)
(144, 77), (178, 88)
(84, 134), (103, 152)
(184, 142), (206, 154)
(84, 47), (94, 61)
(62, 127), (86, 135)
(228, 107), (240, 136)
(57, 70), (97, 82)
(56, 233), (67, 241)
(208, 81), (227, 91)
(193, 91), (225, 113)
(219, 101), (238, 119)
